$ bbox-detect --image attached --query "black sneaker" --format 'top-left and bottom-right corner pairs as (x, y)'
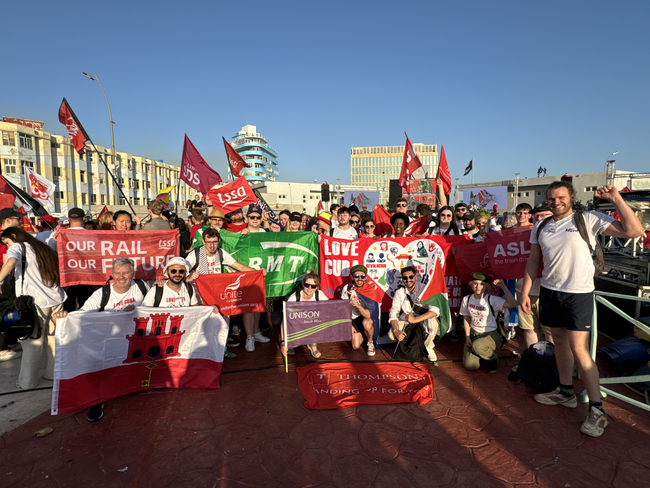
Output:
(485, 359), (498, 374)
(227, 337), (240, 348)
(87, 402), (104, 422)
(448, 328), (459, 342)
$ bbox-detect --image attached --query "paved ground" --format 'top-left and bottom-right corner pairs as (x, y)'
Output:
(2, 327), (650, 487)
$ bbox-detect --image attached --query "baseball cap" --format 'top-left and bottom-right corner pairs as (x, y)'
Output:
(531, 201), (551, 214)
(0, 208), (25, 220)
(289, 212), (302, 222)
(461, 211), (476, 221)
(246, 205), (262, 217)
(317, 211), (331, 226)
(68, 207), (85, 219)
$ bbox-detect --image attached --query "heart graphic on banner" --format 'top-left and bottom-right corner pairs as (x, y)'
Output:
(364, 239), (445, 299)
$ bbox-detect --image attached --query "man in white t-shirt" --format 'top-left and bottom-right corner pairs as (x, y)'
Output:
(143, 257), (202, 308)
(53, 257), (149, 423)
(340, 265), (377, 356)
(521, 182), (645, 438)
(389, 266), (440, 361)
(330, 206), (358, 240)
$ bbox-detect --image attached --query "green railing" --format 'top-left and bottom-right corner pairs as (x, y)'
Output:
(589, 291), (650, 411)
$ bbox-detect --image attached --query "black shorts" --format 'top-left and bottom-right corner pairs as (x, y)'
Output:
(352, 316), (365, 335)
(539, 287), (594, 332)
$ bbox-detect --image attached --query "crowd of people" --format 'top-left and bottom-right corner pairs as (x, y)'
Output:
(0, 181), (644, 437)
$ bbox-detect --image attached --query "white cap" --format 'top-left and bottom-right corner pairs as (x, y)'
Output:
(163, 257), (190, 276)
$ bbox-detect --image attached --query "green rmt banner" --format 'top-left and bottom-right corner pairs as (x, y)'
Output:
(218, 230), (319, 297)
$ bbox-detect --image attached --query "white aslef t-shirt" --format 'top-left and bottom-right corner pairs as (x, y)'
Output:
(7, 243), (66, 309)
(460, 294), (506, 334)
(530, 211), (614, 293)
(80, 281), (148, 311)
(142, 283), (199, 308)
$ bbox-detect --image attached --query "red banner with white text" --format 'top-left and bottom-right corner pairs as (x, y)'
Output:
(297, 362), (433, 410)
(57, 229), (180, 286)
(206, 177), (257, 213)
(194, 270), (266, 316)
(484, 227), (532, 280)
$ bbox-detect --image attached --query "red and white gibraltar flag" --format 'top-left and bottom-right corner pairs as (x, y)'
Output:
(206, 176), (257, 213)
(24, 166), (56, 212)
(52, 306), (228, 415)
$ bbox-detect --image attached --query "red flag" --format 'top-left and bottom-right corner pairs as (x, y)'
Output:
(195, 271), (266, 316)
(372, 205), (394, 237)
(222, 137), (250, 178)
(207, 177), (257, 213)
(405, 216), (429, 236)
(316, 201), (324, 216)
(98, 205), (109, 218)
(181, 135), (222, 193)
(58, 98), (89, 155)
(0, 176), (17, 209)
(17, 207), (35, 232)
(437, 145), (452, 195)
(398, 132), (423, 192)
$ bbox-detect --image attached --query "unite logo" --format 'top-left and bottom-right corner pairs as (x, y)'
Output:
(158, 239), (177, 249)
(221, 275), (244, 300)
(224, 275), (243, 292)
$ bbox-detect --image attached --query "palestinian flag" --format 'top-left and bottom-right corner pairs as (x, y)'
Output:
(418, 258), (452, 337)
(0, 175), (49, 217)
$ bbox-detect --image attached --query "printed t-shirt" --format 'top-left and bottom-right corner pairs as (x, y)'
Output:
(142, 283), (199, 307)
(80, 281), (148, 311)
(186, 248), (237, 274)
(460, 294), (506, 334)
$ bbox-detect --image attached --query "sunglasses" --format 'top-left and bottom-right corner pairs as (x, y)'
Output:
(351, 220), (360, 224)
(169, 269), (186, 275)
(365, 224), (375, 229)
(248, 215), (262, 220)
(396, 203), (407, 207)
(401, 275), (416, 281)
(440, 213), (453, 218)
(304, 283), (318, 289)
(353, 273), (366, 279)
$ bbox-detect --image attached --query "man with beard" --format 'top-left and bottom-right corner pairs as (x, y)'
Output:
(330, 206), (358, 239)
(341, 265), (377, 356)
(461, 211), (481, 242)
(143, 257), (202, 308)
(192, 208), (229, 249)
(521, 182), (644, 437)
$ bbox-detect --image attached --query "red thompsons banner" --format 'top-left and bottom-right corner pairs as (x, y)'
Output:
(57, 229), (180, 286)
(297, 362), (433, 410)
(194, 270), (266, 316)
(52, 306), (228, 415)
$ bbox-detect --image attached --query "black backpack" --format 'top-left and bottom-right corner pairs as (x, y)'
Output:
(292, 287), (319, 302)
(0, 243), (39, 340)
(152, 282), (194, 307)
(536, 212), (604, 276)
(98, 278), (148, 312)
(392, 322), (427, 362)
(508, 342), (559, 393)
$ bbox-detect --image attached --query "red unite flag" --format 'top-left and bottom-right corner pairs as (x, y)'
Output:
(206, 177), (258, 213)
(194, 271), (266, 316)
(398, 132), (423, 193)
(58, 98), (89, 155)
(437, 145), (452, 195)
(222, 137), (250, 178)
(181, 135), (223, 194)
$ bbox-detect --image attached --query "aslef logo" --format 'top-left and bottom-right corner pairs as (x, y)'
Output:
(158, 239), (177, 249)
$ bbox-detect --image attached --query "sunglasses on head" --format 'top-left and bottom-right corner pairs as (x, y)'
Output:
(401, 274), (416, 281)
(248, 215), (261, 220)
(304, 283), (318, 289)
(169, 269), (186, 275)
(353, 273), (366, 279)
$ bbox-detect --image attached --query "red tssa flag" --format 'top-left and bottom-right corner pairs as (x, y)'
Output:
(181, 135), (223, 194)
(222, 137), (250, 178)
(437, 145), (452, 195)
(207, 177), (257, 213)
(398, 132), (423, 193)
(58, 98), (89, 155)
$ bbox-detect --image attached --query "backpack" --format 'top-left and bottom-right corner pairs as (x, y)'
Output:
(292, 288), (319, 302)
(485, 295), (508, 346)
(0, 243), (40, 340)
(153, 282), (194, 307)
(536, 212), (604, 276)
(392, 322), (427, 362)
(508, 341), (559, 393)
(98, 278), (148, 312)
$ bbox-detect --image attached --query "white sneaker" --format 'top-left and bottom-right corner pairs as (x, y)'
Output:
(0, 349), (22, 361)
(245, 335), (255, 352)
(253, 332), (270, 343)
(367, 342), (376, 356)
(581, 407), (608, 437)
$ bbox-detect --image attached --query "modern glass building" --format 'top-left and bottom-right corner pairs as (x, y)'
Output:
(227, 125), (279, 182)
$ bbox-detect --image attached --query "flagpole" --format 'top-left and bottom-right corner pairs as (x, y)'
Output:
(471, 161), (474, 185)
(175, 176), (181, 218)
(87, 140), (138, 216)
(283, 302), (288, 374)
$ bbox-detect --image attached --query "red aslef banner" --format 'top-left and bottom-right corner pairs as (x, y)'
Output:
(206, 177), (257, 213)
(484, 227), (532, 280)
(453, 241), (492, 284)
(57, 229), (180, 286)
(297, 362), (433, 410)
(194, 270), (266, 316)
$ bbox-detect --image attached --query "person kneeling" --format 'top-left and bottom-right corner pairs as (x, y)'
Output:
(461, 272), (517, 373)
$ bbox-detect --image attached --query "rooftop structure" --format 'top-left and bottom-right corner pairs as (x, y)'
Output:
(228, 125), (279, 183)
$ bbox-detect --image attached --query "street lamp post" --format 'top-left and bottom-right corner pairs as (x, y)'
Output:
(514, 173), (520, 209)
(81, 72), (118, 208)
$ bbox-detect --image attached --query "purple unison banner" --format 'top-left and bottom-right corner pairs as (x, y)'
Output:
(284, 300), (353, 348)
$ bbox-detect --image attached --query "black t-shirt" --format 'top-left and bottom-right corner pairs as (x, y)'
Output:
(189, 200), (205, 209)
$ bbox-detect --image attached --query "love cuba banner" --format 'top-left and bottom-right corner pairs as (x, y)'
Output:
(484, 227), (532, 280)
(207, 176), (257, 213)
(195, 270), (266, 316)
(283, 300), (353, 349)
(218, 230), (319, 297)
(58, 229), (180, 286)
(297, 362), (433, 410)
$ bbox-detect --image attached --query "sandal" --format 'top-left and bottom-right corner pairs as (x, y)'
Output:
(280, 340), (295, 357)
(308, 344), (322, 359)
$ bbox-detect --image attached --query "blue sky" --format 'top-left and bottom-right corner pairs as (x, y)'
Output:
(2, 1), (648, 185)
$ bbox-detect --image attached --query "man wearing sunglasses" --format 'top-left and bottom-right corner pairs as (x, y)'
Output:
(454, 203), (468, 231)
(242, 206), (268, 234)
(341, 265), (377, 356)
(388, 266), (440, 361)
(143, 257), (200, 308)
(395, 198), (411, 220)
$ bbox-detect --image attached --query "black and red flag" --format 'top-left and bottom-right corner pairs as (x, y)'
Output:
(398, 132), (423, 193)
(222, 137), (250, 178)
(58, 98), (90, 155)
